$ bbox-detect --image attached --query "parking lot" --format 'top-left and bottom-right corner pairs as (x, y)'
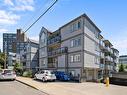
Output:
(17, 77), (127, 95)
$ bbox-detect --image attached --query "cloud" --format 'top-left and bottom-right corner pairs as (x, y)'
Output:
(30, 36), (39, 41)
(113, 39), (127, 55)
(17, 0), (34, 5)
(10, 0), (35, 11)
(0, 10), (20, 24)
(11, 5), (34, 11)
(0, 29), (8, 32)
(4, 0), (14, 6)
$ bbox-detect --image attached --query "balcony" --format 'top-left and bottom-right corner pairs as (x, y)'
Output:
(100, 63), (104, 70)
(48, 36), (61, 45)
(48, 47), (68, 56)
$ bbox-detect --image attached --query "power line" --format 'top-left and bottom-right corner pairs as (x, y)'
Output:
(22, 0), (50, 30)
(24, 0), (58, 33)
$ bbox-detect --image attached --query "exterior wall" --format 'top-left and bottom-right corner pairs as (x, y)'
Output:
(60, 17), (84, 67)
(61, 18), (84, 41)
(26, 40), (39, 71)
(84, 17), (100, 69)
(39, 27), (49, 69)
(39, 58), (47, 68)
(58, 55), (66, 67)
(68, 52), (83, 67)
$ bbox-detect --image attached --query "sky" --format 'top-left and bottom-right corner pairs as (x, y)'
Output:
(0, 0), (127, 55)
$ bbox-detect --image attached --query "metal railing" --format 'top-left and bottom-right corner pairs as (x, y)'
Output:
(48, 47), (68, 56)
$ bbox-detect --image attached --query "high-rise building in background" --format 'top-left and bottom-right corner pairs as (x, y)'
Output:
(3, 33), (17, 54)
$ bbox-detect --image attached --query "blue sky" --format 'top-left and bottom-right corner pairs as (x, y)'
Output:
(0, 0), (127, 55)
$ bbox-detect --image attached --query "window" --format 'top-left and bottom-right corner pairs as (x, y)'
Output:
(95, 30), (99, 38)
(78, 21), (81, 29)
(71, 40), (74, 47)
(70, 21), (81, 33)
(70, 54), (81, 62)
(74, 54), (81, 62)
(70, 38), (81, 47)
(41, 59), (46, 65)
(41, 32), (46, 46)
(70, 55), (74, 62)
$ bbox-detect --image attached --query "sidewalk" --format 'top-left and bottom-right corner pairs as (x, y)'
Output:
(16, 77), (127, 95)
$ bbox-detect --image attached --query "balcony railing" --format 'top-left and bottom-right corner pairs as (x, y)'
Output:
(47, 36), (61, 45)
(48, 47), (68, 56)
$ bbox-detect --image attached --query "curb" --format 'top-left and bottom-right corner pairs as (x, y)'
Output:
(16, 79), (50, 95)
(16, 79), (38, 90)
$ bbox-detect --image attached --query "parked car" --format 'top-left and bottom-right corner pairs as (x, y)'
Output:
(55, 71), (70, 81)
(34, 70), (56, 82)
(0, 69), (16, 80)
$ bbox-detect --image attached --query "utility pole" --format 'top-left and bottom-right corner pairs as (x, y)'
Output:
(4, 41), (7, 69)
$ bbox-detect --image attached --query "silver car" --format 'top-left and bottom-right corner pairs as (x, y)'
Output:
(34, 70), (56, 82)
(0, 69), (16, 80)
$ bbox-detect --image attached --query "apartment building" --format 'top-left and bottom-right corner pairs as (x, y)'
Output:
(99, 35), (119, 78)
(39, 14), (101, 82)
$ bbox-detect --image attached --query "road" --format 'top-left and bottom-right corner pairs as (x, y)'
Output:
(0, 80), (47, 95)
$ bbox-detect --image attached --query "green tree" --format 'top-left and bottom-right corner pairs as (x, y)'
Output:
(119, 64), (125, 72)
(0, 53), (6, 69)
(13, 62), (23, 75)
(125, 65), (127, 69)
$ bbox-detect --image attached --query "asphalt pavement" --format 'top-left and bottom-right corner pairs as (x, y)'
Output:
(0, 80), (47, 95)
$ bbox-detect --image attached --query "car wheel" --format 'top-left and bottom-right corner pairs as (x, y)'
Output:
(42, 77), (46, 82)
(12, 79), (15, 81)
(34, 76), (37, 80)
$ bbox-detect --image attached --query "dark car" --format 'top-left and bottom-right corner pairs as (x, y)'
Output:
(55, 71), (70, 81)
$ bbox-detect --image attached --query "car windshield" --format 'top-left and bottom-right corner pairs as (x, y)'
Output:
(51, 72), (54, 74)
(4, 70), (13, 74)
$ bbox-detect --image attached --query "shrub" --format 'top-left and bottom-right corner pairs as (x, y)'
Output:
(119, 64), (125, 72)
(22, 70), (32, 78)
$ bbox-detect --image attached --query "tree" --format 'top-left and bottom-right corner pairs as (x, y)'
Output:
(125, 65), (127, 69)
(119, 64), (125, 72)
(0, 53), (6, 69)
(13, 62), (23, 75)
